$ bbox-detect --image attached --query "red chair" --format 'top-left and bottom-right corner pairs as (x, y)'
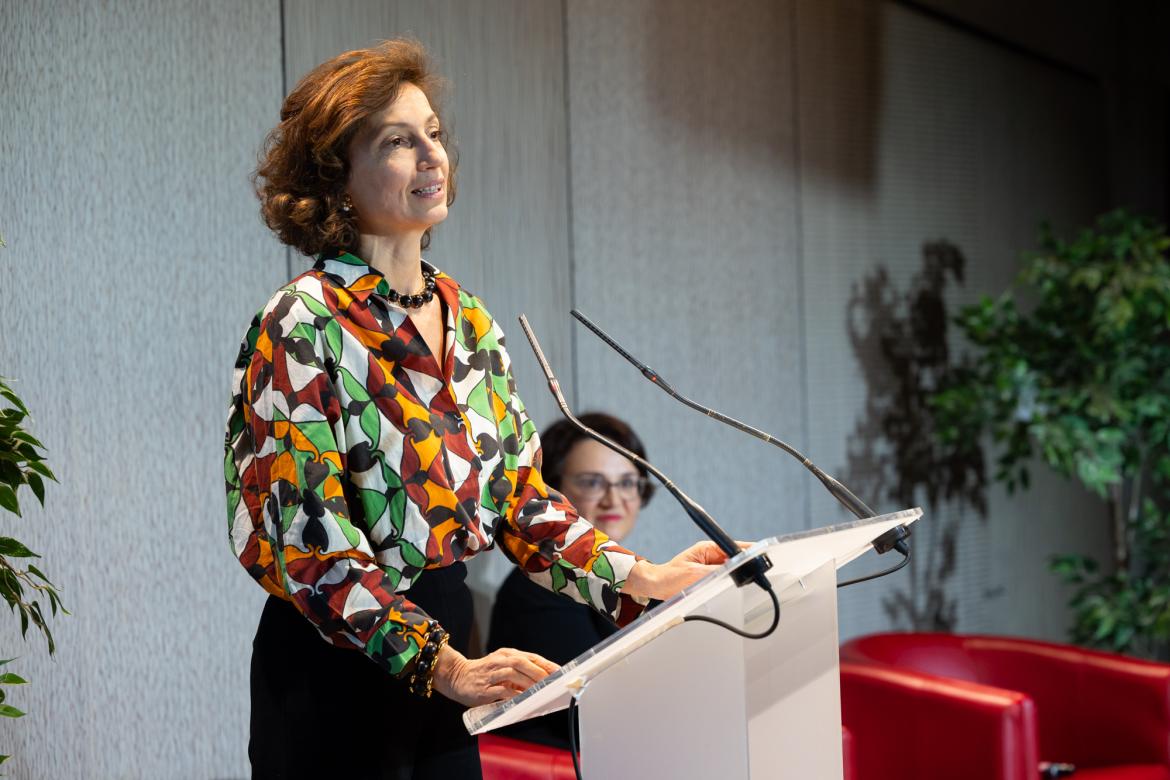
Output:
(479, 734), (576, 780)
(842, 725), (856, 780)
(840, 633), (1170, 780)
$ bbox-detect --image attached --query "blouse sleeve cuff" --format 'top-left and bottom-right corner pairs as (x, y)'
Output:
(603, 543), (643, 593)
(600, 544), (652, 626)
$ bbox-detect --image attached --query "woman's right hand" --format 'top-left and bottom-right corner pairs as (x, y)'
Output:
(432, 644), (560, 707)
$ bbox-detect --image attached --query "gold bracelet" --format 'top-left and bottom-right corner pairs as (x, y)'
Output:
(408, 623), (450, 698)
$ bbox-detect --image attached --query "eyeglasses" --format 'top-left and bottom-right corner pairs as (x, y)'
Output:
(564, 473), (647, 501)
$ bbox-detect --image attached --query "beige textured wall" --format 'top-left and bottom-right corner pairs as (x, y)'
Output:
(0, 0), (1120, 776)
(566, 0), (1111, 643)
(0, 1), (282, 777)
(565, 0), (810, 561)
(796, 1), (1110, 641)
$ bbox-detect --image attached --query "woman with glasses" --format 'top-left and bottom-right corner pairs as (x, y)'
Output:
(486, 412), (655, 749)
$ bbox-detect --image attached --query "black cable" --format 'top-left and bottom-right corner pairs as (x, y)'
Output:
(836, 547), (911, 588)
(683, 584), (782, 639)
(568, 694), (583, 780)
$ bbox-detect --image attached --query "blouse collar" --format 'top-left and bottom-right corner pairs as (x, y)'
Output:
(313, 251), (448, 300)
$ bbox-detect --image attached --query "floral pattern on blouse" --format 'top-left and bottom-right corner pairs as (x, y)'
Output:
(225, 252), (646, 678)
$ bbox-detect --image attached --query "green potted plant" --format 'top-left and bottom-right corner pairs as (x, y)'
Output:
(0, 234), (66, 765)
(931, 209), (1170, 658)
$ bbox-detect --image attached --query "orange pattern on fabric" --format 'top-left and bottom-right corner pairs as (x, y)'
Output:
(225, 253), (647, 681)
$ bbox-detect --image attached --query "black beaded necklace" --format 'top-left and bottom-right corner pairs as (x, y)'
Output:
(386, 268), (437, 309)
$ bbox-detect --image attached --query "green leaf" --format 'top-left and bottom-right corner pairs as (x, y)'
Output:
(0, 674), (27, 686)
(0, 485), (18, 516)
(10, 431), (42, 450)
(0, 538), (38, 558)
(26, 472), (44, 505)
(25, 460), (55, 481)
(0, 390), (28, 417)
(0, 705), (25, 718)
(0, 461), (19, 490)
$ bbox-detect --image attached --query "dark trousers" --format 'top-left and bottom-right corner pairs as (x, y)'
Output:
(249, 564), (482, 779)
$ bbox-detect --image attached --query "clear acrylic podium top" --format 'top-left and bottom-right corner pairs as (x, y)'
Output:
(464, 507), (922, 735)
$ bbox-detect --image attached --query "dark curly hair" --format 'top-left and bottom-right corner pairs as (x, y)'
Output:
(540, 413), (655, 506)
(253, 39), (458, 256)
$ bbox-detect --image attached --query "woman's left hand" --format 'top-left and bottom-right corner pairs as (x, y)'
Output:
(624, 540), (745, 601)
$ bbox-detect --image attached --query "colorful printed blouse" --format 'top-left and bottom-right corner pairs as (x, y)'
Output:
(225, 253), (646, 679)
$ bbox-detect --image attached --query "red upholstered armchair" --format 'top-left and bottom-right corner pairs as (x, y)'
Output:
(840, 633), (1170, 780)
(479, 734), (576, 780)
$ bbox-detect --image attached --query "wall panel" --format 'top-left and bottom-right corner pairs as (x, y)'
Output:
(796, 0), (1112, 642)
(0, 1), (282, 776)
(565, 0), (810, 564)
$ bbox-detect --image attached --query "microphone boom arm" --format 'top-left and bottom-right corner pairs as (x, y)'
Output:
(571, 309), (877, 520)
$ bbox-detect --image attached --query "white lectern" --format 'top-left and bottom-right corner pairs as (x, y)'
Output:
(465, 509), (922, 779)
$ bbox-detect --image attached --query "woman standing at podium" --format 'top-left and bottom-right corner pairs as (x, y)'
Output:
(225, 39), (730, 779)
(487, 412), (655, 749)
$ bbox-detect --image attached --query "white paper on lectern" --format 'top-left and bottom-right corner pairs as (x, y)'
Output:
(463, 508), (922, 735)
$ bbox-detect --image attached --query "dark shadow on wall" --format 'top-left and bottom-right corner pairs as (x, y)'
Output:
(844, 241), (987, 631)
(642, 0), (882, 190)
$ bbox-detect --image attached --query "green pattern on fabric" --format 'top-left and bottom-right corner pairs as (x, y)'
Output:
(399, 542), (427, 570)
(466, 378), (493, 422)
(359, 489), (389, 529)
(388, 490), (406, 537)
(498, 408), (520, 471)
(359, 402), (380, 446)
(550, 561), (568, 593)
(299, 421), (337, 459)
(324, 318), (343, 363)
(289, 322), (316, 344)
(292, 289), (332, 319)
(367, 625), (418, 677)
(480, 479), (499, 515)
(339, 368), (371, 404)
(592, 554), (615, 586)
(225, 253), (645, 684)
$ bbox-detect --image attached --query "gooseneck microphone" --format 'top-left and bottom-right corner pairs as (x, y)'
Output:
(571, 309), (878, 519)
(517, 315), (773, 592)
(570, 309), (912, 568)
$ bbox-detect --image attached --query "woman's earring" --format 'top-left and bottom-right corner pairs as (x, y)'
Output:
(341, 195), (354, 215)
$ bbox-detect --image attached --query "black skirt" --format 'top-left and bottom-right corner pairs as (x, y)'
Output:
(249, 563), (482, 780)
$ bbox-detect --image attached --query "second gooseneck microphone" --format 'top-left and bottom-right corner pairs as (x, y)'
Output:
(570, 309), (880, 522)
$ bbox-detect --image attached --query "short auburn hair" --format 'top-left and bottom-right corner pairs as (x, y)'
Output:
(253, 39), (457, 256)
